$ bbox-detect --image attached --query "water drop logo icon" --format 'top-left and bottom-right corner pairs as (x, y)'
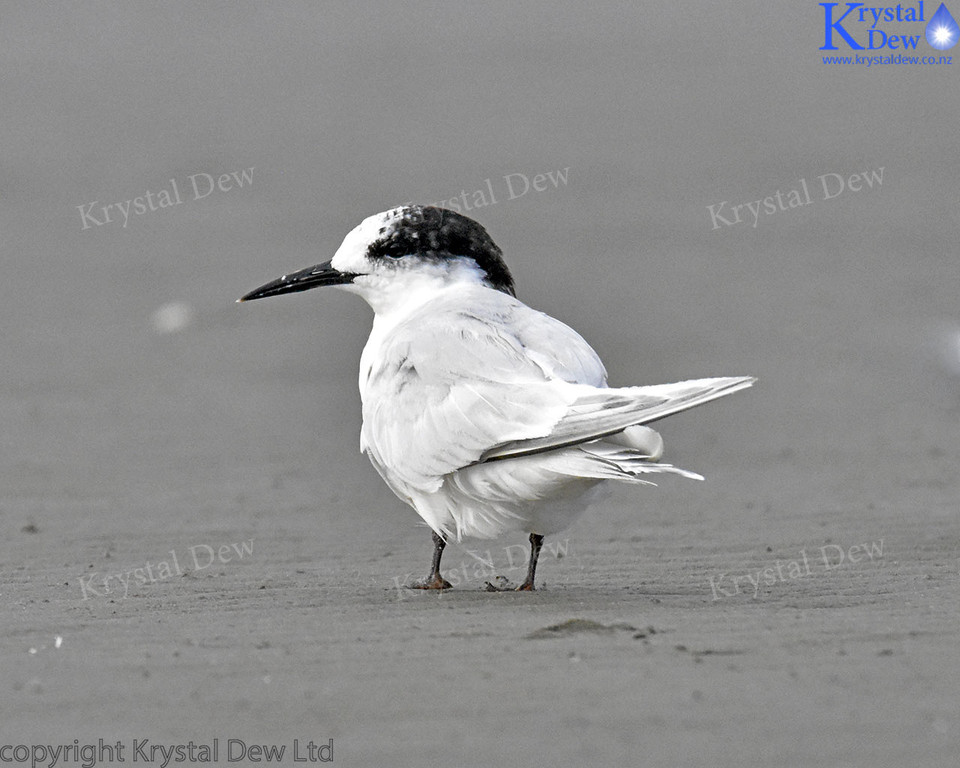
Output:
(926, 3), (959, 50)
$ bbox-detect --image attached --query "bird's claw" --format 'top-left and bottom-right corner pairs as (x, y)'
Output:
(484, 575), (534, 592)
(408, 574), (452, 590)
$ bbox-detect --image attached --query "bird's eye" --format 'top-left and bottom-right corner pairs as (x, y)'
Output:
(367, 240), (407, 261)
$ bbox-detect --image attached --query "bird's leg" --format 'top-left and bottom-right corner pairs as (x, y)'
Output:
(516, 533), (545, 591)
(409, 530), (453, 590)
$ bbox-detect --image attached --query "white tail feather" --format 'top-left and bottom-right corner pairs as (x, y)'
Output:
(542, 442), (704, 485)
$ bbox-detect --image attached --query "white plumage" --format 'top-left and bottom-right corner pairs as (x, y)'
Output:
(240, 205), (754, 590)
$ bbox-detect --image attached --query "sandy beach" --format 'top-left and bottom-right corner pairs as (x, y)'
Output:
(2, 2), (958, 766)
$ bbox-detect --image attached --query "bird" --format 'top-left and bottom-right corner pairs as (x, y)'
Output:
(239, 205), (754, 591)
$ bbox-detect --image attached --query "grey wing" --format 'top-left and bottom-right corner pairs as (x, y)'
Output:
(479, 376), (757, 462)
(360, 292), (607, 490)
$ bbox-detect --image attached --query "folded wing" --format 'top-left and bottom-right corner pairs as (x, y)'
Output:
(359, 286), (755, 491)
(479, 376), (756, 463)
(361, 290), (602, 490)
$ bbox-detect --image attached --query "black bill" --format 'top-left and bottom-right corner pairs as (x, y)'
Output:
(238, 260), (356, 302)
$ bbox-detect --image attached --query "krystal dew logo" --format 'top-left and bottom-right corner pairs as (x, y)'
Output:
(820, 2), (959, 51)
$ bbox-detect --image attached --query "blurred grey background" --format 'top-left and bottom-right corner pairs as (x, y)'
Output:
(2, 1), (958, 766)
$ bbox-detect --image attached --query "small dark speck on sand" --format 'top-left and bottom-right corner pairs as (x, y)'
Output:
(526, 619), (638, 639)
(675, 644), (746, 661)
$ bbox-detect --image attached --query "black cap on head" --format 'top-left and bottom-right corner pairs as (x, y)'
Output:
(368, 206), (515, 296)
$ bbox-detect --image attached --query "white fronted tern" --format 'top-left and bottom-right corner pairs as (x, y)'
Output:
(239, 205), (754, 591)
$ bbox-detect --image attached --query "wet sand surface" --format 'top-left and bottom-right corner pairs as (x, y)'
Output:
(2, 3), (958, 766)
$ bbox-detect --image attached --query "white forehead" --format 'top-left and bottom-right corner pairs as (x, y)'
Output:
(330, 207), (406, 273)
